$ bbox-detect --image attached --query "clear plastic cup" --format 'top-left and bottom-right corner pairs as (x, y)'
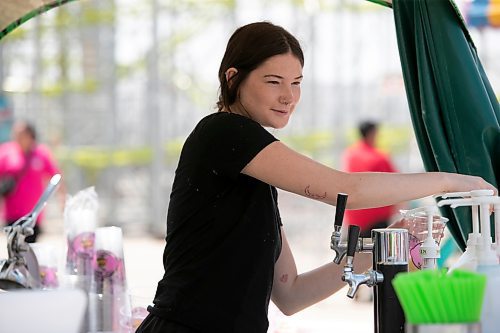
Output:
(129, 294), (151, 330)
(119, 288), (153, 332)
(390, 208), (448, 270)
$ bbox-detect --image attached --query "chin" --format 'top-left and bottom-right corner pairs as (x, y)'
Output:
(262, 116), (290, 129)
(272, 121), (289, 129)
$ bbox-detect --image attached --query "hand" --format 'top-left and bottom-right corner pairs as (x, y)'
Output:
(444, 173), (498, 196)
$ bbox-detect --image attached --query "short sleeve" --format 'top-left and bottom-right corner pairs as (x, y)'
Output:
(194, 113), (278, 179)
(271, 186), (283, 227)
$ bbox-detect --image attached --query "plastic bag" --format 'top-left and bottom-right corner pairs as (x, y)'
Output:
(64, 186), (99, 275)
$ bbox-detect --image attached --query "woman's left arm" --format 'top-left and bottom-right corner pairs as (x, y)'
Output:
(271, 228), (372, 315)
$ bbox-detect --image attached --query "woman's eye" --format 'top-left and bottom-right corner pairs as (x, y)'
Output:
(292, 81), (301, 86)
(267, 80), (280, 85)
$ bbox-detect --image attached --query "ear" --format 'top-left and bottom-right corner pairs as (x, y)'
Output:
(225, 68), (238, 86)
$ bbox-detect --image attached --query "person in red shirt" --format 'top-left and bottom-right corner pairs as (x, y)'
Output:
(342, 121), (398, 237)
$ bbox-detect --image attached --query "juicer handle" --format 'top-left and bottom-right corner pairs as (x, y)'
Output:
(334, 193), (348, 228)
(440, 189), (494, 199)
(12, 174), (62, 229)
(347, 225), (360, 257)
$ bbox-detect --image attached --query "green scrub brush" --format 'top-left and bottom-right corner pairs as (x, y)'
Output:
(392, 269), (486, 324)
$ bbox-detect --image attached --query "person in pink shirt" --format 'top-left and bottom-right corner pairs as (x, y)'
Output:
(0, 120), (61, 242)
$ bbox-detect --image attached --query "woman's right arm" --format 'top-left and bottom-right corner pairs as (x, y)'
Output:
(242, 141), (497, 209)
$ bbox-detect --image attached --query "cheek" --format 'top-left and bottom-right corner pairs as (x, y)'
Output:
(239, 81), (259, 103)
(294, 89), (301, 103)
(293, 87), (302, 102)
(246, 86), (271, 108)
(240, 89), (260, 109)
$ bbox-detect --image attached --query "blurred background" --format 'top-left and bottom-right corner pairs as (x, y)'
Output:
(0, 0), (498, 237)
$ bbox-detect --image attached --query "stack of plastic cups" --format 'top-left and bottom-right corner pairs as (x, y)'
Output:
(89, 226), (130, 333)
(65, 208), (97, 333)
(66, 209), (97, 279)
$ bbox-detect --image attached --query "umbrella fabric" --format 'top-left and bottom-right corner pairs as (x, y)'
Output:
(0, 0), (76, 40)
(463, 0), (500, 28)
(366, 0), (393, 8)
(391, 0), (500, 250)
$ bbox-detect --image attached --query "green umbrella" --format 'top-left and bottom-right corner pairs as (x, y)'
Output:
(0, 0), (77, 40)
(387, 0), (500, 250)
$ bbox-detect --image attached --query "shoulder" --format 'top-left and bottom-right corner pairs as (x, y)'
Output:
(33, 144), (56, 160)
(343, 142), (365, 159)
(373, 148), (391, 160)
(0, 142), (20, 158)
(34, 143), (51, 154)
(0, 141), (17, 151)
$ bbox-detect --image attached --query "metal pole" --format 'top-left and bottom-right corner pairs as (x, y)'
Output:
(148, 0), (163, 234)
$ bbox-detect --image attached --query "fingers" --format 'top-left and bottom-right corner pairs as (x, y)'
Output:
(470, 175), (497, 195)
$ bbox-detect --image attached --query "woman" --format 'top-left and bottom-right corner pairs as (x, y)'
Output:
(137, 22), (496, 333)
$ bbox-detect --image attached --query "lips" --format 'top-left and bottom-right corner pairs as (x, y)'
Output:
(272, 109), (288, 114)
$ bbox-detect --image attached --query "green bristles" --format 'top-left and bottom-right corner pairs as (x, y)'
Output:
(392, 269), (486, 324)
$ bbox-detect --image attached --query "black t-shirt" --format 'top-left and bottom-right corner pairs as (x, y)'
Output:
(149, 112), (283, 332)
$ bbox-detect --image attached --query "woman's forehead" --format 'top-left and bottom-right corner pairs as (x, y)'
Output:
(255, 53), (303, 76)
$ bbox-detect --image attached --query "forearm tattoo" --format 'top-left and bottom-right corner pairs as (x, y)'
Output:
(304, 185), (327, 199)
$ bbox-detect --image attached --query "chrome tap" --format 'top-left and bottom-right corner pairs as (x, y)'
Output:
(339, 224), (409, 333)
(331, 193), (374, 264)
(331, 191), (409, 333)
(341, 225), (383, 298)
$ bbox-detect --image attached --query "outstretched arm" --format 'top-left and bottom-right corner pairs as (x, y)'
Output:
(271, 229), (372, 315)
(242, 141), (497, 209)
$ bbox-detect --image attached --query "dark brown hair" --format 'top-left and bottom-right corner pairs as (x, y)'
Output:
(216, 21), (304, 112)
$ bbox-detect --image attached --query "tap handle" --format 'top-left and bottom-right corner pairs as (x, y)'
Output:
(334, 193), (348, 228)
(347, 225), (360, 257)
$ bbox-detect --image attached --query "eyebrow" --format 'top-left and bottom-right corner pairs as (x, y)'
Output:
(264, 74), (303, 80)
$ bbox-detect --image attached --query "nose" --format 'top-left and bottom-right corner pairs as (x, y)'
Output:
(280, 86), (294, 106)
(279, 96), (291, 105)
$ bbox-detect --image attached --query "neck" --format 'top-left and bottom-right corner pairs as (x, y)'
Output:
(363, 139), (375, 147)
(22, 143), (35, 154)
(227, 102), (252, 120)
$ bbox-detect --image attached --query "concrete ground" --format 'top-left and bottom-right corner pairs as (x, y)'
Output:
(0, 190), (374, 332)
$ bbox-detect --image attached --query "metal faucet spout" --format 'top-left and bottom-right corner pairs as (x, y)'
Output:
(342, 267), (384, 298)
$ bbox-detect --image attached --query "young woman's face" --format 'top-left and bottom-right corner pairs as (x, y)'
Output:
(233, 52), (303, 129)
